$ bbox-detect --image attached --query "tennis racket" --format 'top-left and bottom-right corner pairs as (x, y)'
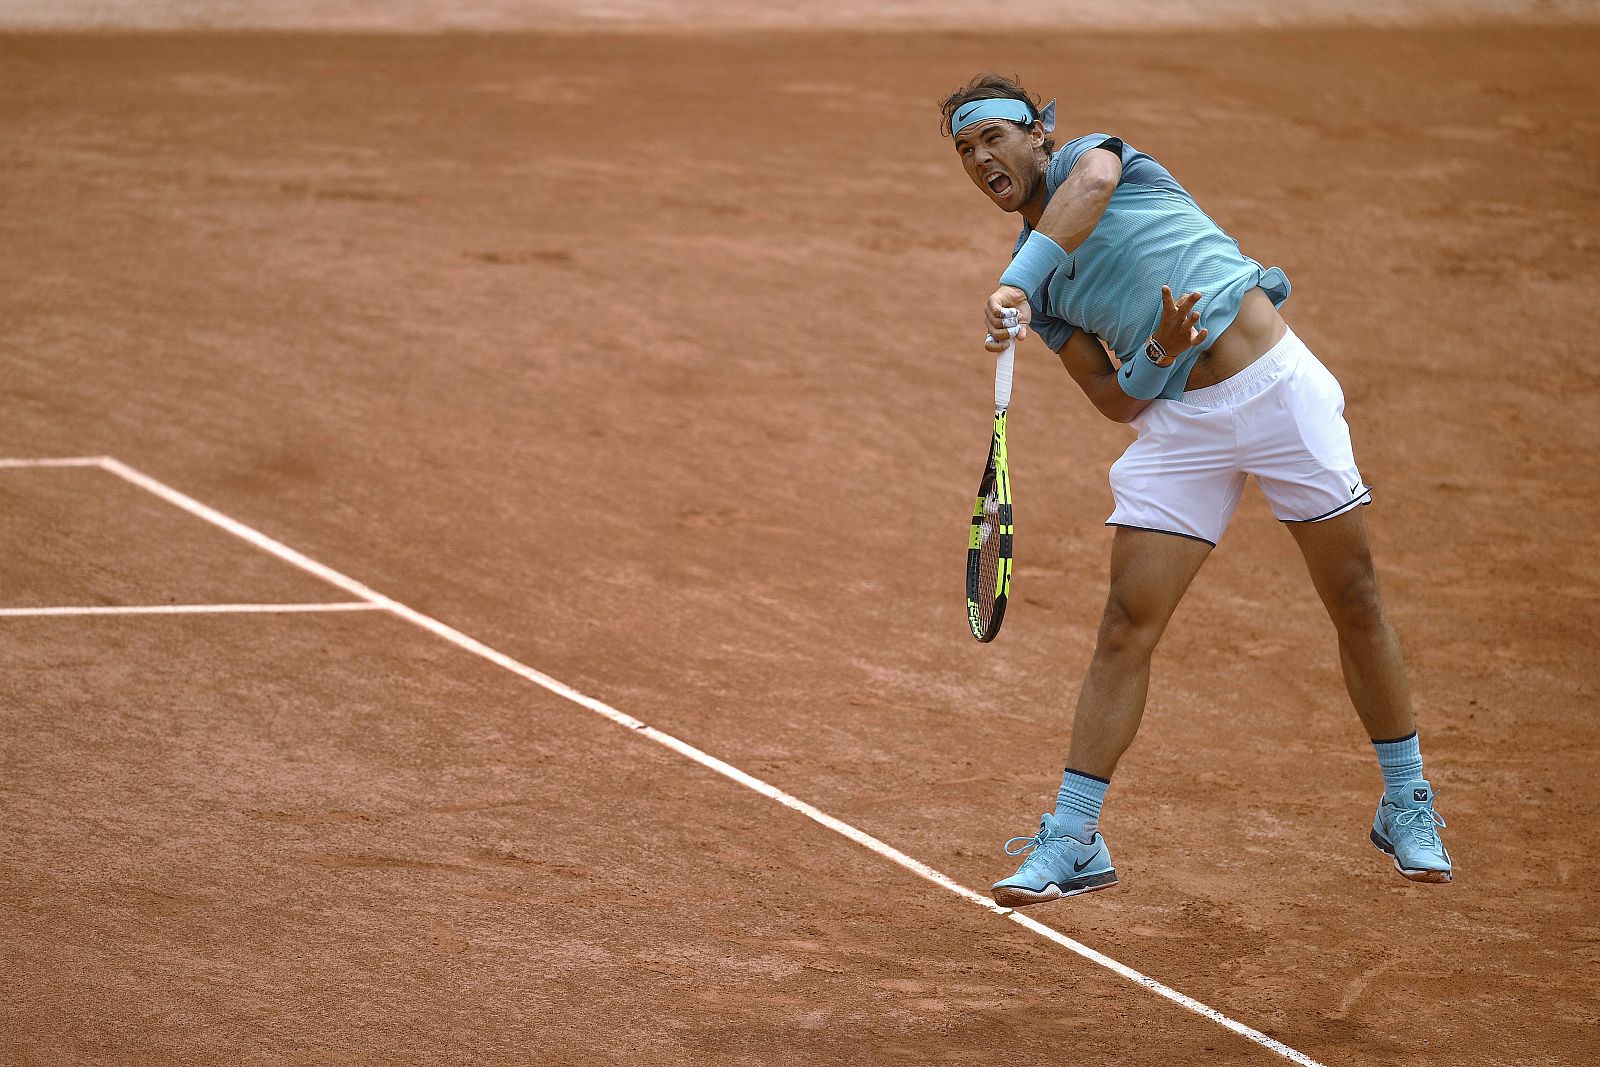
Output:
(966, 325), (1018, 642)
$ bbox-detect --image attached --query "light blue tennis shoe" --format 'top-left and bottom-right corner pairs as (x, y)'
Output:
(1371, 779), (1453, 883)
(992, 812), (1119, 908)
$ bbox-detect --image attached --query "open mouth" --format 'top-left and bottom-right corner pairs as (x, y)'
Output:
(985, 171), (1014, 198)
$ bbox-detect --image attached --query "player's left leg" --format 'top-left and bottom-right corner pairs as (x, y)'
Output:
(1285, 507), (1411, 739)
(1287, 507), (1452, 882)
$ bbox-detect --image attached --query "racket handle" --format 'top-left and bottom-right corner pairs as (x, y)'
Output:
(995, 340), (1015, 412)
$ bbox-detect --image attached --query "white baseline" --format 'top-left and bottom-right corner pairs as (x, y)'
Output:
(3, 455), (1328, 1067)
(0, 602), (383, 618)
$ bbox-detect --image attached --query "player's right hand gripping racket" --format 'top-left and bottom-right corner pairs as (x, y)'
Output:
(966, 326), (1017, 642)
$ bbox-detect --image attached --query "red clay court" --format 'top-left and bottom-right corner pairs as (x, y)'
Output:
(2, 5), (1598, 1065)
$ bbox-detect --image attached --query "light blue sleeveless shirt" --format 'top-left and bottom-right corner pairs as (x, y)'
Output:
(1015, 134), (1290, 400)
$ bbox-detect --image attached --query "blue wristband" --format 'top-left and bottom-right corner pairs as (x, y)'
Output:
(999, 231), (1070, 295)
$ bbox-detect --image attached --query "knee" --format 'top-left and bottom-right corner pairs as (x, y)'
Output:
(1094, 593), (1164, 661)
(1326, 573), (1389, 636)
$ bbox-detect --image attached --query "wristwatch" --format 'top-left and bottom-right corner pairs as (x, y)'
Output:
(1144, 337), (1167, 365)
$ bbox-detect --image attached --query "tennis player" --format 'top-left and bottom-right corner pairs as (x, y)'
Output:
(941, 74), (1452, 906)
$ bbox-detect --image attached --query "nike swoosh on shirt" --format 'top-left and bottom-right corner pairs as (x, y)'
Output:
(1019, 254), (1072, 294)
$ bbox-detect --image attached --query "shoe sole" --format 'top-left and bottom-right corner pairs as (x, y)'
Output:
(1370, 828), (1452, 883)
(992, 870), (1119, 908)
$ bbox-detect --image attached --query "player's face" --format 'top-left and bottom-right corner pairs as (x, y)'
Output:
(953, 118), (1041, 212)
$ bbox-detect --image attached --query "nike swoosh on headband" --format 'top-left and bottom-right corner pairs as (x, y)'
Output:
(951, 97), (1057, 137)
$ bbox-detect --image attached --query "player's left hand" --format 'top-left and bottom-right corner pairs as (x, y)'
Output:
(984, 285), (1031, 352)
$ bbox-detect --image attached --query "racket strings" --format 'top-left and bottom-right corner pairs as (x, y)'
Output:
(974, 488), (1003, 626)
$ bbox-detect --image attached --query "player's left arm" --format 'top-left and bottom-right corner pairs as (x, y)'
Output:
(983, 139), (1125, 344)
(1033, 138), (1124, 253)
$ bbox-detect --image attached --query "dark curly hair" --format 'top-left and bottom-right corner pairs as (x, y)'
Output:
(938, 72), (1056, 155)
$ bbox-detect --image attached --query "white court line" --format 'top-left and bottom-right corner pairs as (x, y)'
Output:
(0, 456), (110, 468)
(0, 602), (383, 618)
(24, 456), (1325, 1067)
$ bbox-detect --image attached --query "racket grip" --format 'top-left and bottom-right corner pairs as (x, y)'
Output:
(994, 341), (1015, 412)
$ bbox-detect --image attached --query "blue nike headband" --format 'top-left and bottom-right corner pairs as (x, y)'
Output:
(949, 97), (1057, 137)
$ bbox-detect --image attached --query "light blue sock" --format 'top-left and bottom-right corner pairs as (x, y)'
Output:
(1373, 732), (1424, 794)
(1054, 767), (1109, 843)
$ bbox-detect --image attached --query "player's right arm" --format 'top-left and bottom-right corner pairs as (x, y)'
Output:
(1055, 285), (1208, 417)
(1054, 329), (1151, 424)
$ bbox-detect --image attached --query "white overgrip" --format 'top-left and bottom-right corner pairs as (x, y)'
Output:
(994, 342), (1015, 412)
(993, 323), (1020, 412)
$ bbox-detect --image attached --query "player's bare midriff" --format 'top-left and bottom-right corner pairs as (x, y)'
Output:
(1178, 286), (1290, 392)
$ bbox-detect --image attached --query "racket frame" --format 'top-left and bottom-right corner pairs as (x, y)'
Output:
(966, 339), (1016, 642)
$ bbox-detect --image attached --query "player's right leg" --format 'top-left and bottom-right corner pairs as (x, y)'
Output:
(1066, 527), (1214, 779)
(993, 527), (1211, 907)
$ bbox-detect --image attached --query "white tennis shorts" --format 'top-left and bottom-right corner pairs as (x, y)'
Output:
(1106, 328), (1370, 546)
